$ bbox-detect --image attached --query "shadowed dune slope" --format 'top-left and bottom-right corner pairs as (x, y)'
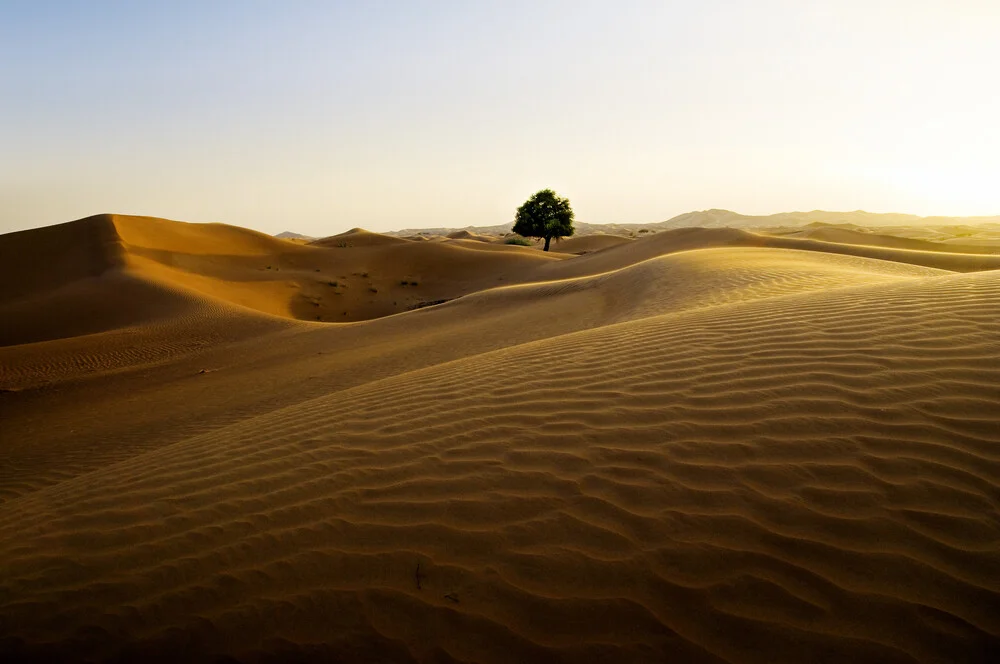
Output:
(0, 270), (279, 348)
(0, 215), (124, 300)
(1, 268), (998, 663)
(0, 215), (289, 346)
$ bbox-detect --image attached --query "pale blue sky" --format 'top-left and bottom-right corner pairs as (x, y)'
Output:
(2, 0), (998, 235)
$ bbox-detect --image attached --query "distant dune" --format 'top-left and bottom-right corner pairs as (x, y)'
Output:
(772, 225), (1000, 254)
(1, 213), (999, 663)
(274, 230), (314, 240)
(311, 227), (413, 247)
(445, 229), (494, 242)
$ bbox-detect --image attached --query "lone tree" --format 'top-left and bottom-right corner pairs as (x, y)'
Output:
(513, 189), (575, 251)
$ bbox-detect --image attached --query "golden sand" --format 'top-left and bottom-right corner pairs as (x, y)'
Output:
(1, 214), (998, 662)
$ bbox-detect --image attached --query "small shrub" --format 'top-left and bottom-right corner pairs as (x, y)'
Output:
(505, 236), (532, 246)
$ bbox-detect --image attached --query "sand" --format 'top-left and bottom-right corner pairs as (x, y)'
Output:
(1, 214), (998, 663)
(549, 234), (634, 255)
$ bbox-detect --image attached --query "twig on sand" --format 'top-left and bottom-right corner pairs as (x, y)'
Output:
(415, 562), (425, 590)
(444, 593), (459, 603)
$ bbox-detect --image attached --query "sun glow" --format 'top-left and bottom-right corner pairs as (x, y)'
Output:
(860, 163), (1000, 219)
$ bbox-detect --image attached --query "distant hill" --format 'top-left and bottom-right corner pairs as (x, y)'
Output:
(275, 231), (314, 240)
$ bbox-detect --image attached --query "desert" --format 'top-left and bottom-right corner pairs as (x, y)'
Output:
(4, 2), (1000, 661)
(1, 211), (998, 662)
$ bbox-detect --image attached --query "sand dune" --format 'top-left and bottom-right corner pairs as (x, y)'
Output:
(550, 234), (633, 254)
(537, 226), (1000, 280)
(0, 215), (567, 342)
(0, 215), (287, 347)
(2, 214), (999, 663)
(774, 225), (1000, 254)
(446, 229), (495, 242)
(312, 227), (414, 248)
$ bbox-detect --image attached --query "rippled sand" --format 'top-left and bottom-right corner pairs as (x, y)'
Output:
(1, 215), (998, 662)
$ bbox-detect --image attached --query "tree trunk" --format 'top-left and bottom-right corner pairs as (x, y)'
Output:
(543, 236), (551, 251)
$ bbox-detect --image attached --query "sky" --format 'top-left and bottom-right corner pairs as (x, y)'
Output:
(1, 0), (998, 236)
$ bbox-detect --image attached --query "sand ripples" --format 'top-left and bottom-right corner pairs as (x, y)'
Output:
(2, 263), (999, 662)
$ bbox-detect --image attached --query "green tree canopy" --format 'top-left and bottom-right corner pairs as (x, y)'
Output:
(512, 189), (575, 251)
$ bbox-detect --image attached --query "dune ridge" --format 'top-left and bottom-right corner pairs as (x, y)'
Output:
(2, 215), (999, 662)
(550, 234), (633, 254)
(0, 214), (568, 346)
(6, 217), (998, 348)
(773, 225), (1000, 254)
(538, 227), (1000, 281)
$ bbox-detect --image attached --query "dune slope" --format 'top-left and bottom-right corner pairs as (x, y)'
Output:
(772, 225), (1000, 254)
(549, 234), (633, 254)
(537, 227), (1000, 281)
(0, 215), (566, 346)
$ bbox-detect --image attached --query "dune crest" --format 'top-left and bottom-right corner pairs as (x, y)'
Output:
(0, 215), (568, 345)
(774, 225), (1000, 254)
(550, 234), (633, 254)
(311, 227), (413, 247)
